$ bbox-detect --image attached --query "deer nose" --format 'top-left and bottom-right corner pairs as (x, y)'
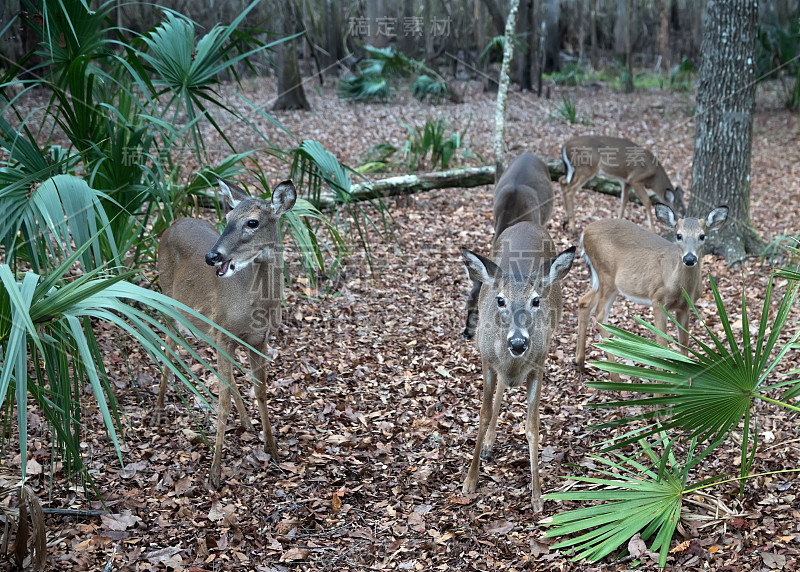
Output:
(205, 251), (221, 266)
(508, 336), (529, 357)
(682, 253), (698, 267)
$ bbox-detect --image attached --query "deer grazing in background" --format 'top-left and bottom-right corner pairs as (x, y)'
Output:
(154, 179), (296, 488)
(576, 204), (728, 380)
(559, 135), (686, 232)
(462, 152), (555, 340)
(461, 153), (575, 512)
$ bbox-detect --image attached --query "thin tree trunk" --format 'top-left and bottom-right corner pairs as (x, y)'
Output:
(494, 0), (521, 181)
(273, 0), (311, 111)
(483, 0), (508, 35)
(624, 0), (634, 92)
(518, 0), (533, 90)
(543, 0), (560, 72)
(689, 0), (761, 263)
(657, 0), (671, 71)
(590, 0), (598, 69)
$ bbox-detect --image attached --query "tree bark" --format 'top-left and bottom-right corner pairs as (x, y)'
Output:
(624, 0), (634, 93)
(590, 0), (599, 70)
(494, 0), (521, 181)
(656, 0), (671, 72)
(518, 0), (533, 90)
(273, 0), (311, 111)
(689, 0), (761, 263)
(482, 0), (508, 35)
(543, 0), (560, 72)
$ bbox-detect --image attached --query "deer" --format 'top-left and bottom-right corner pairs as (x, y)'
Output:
(153, 178), (296, 488)
(462, 152), (555, 340)
(461, 217), (575, 512)
(559, 135), (686, 233)
(575, 203), (728, 381)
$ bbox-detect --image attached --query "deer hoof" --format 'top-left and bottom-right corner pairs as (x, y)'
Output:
(461, 329), (474, 341)
(150, 408), (165, 427)
(462, 477), (477, 495)
(531, 496), (544, 513)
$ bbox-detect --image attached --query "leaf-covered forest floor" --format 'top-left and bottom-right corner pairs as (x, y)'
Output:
(20, 78), (800, 570)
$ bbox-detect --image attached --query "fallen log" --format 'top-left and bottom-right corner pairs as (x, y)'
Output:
(309, 160), (627, 211)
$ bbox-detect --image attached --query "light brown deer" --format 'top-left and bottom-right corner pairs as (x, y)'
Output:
(576, 204), (728, 379)
(462, 152), (555, 340)
(461, 222), (575, 512)
(559, 135), (685, 232)
(154, 179), (296, 488)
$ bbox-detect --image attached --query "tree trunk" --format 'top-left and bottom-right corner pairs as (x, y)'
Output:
(590, 0), (599, 70)
(494, 0), (521, 181)
(401, 0), (416, 58)
(483, 0), (507, 35)
(543, 0), (560, 72)
(273, 0), (311, 111)
(689, 0), (761, 263)
(0, 0), (24, 71)
(614, 0), (628, 56)
(518, 0), (533, 90)
(656, 0), (671, 71)
(624, 0), (634, 93)
(324, 0), (346, 73)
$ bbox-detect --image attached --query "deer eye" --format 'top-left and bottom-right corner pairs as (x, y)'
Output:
(699, 233), (706, 241)
(676, 233), (682, 240)
(496, 296), (506, 308)
(246, 219), (259, 228)
(531, 296), (540, 307)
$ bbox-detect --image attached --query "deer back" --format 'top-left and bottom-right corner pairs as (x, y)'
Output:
(564, 135), (685, 215)
(493, 152), (554, 239)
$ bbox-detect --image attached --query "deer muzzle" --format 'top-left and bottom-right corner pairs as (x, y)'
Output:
(507, 330), (530, 357)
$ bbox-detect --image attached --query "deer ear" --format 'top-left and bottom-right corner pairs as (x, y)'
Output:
(664, 189), (675, 205)
(706, 206), (728, 230)
(270, 180), (297, 216)
(654, 203), (677, 228)
(541, 246), (576, 288)
(218, 179), (249, 208)
(462, 249), (499, 285)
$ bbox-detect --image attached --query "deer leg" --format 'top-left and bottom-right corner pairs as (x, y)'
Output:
(525, 366), (545, 513)
(595, 287), (620, 382)
(616, 182), (629, 220)
(230, 376), (255, 433)
(676, 309), (690, 355)
(576, 288), (599, 372)
(463, 365), (496, 494)
(462, 281), (482, 340)
(630, 183), (654, 230)
(481, 376), (506, 459)
(652, 303), (670, 347)
(151, 335), (177, 426)
(248, 348), (279, 459)
(210, 345), (235, 489)
(560, 178), (580, 233)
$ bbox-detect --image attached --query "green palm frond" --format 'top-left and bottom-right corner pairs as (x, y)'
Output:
(544, 433), (686, 567)
(587, 275), (800, 486)
(411, 75), (455, 103)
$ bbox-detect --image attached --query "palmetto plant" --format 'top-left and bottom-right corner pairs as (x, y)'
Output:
(0, 0), (379, 492)
(543, 274), (800, 564)
(338, 45), (457, 103)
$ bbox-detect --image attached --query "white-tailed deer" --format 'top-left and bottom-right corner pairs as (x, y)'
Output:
(576, 204), (728, 379)
(559, 135), (686, 232)
(461, 223), (575, 512)
(462, 152), (555, 340)
(154, 179), (296, 488)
